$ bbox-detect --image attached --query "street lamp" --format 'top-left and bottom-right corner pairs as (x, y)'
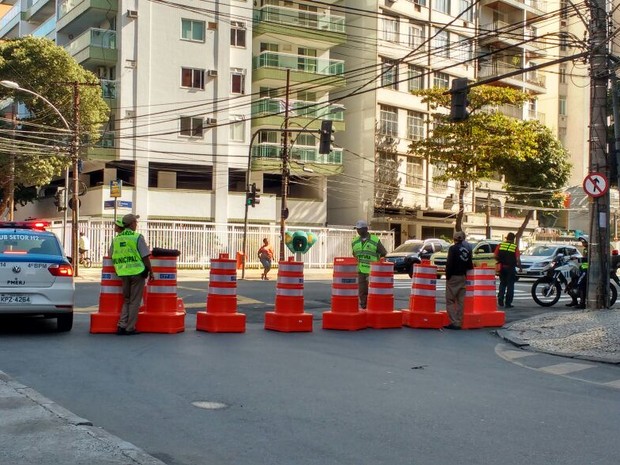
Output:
(0, 80), (77, 269)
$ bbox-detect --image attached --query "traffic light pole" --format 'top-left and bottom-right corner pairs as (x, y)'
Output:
(279, 70), (291, 262)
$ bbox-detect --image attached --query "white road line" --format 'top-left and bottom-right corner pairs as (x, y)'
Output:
(500, 349), (537, 360)
(538, 362), (596, 375)
(603, 379), (620, 388)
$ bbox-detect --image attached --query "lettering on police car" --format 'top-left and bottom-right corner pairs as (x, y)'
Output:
(27, 263), (48, 269)
(6, 278), (26, 286)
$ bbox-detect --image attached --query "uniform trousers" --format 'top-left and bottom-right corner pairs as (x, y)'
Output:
(446, 274), (467, 327)
(118, 274), (147, 332)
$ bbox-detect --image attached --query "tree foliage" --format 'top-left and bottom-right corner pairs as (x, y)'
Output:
(0, 36), (109, 215)
(409, 85), (537, 231)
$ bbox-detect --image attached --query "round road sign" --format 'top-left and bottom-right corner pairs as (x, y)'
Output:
(582, 172), (609, 198)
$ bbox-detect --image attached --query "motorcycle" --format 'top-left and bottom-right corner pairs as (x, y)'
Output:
(531, 254), (618, 307)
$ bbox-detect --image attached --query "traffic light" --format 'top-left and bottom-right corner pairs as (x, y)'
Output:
(53, 188), (66, 212)
(318, 120), (334, 154)
(449, 78), (470, 122)
(285, 231), (318, 254)
(246, 183), (261, 207)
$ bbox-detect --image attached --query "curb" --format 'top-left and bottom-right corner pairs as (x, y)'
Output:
(0, 370), (167, 465)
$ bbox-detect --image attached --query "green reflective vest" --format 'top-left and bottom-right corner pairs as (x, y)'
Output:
(352, 234), (381, 274)
(497, 241), (518, 267)
(112, 230), (145, 277)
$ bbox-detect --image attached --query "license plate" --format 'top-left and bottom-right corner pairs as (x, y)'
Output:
(0, 294), (31, 304)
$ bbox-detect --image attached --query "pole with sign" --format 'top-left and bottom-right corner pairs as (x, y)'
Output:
(110, 179), (122, 221)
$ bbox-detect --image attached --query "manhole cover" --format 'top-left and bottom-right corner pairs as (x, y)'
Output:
(192, 401), (228, 410)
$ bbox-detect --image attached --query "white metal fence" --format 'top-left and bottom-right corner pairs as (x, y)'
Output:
(48, 219), (395, 269)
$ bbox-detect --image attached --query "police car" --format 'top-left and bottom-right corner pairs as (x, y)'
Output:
(0, 221), (74, 331)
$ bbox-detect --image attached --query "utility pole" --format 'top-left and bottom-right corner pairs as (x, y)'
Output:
(71, 82), (81, 277)
(586, 0), (611, 309)
(8, 101), (16, 221)
(279, 69), (291, 261)
(486, 190), (491, 239)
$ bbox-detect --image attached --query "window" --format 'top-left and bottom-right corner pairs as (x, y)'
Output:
(382, 16), (399, 43)
(229, 116), (245, 142)
(231, 69), (246, 94)
(260, 87), (280, 98)
(559, 65), (567, 84)
(560, 0), (568, 19)
(381, 58), (399, 90)
(230, 21), (246, 47)
(459, 0), (473, 22)
(181, 68), (205, 89)
(433, 72), (449, 89)
(181, 19), (205, 42)
(434, 0), (450, 14)
(180, 117), (204, 137)
(432, 164), (448, 190)
(379, 105), (398, 136)
(407, 111), (425, 140)
(560, 32), (569, 51)
(559, 97), (567, 116)
(408, 23), (425, 49)
(406, 158), (424, 188)
(433, 29), (449, 58)
(297, 47), (317, 72)
(408, 65), (425, 91)
(452, 35), (472, 62)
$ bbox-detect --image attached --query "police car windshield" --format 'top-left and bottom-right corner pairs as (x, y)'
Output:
(393, 241), (423, 253)
(0, 231), (61, 256)
(523, 245), (556, 257)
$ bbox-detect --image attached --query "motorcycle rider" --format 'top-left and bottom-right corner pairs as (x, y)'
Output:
(567, 236), (588, 308)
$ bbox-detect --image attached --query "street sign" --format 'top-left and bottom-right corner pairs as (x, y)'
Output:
(110, 179), (122, 198)
(583, 172), (609, 198)
(104, 200), (132, 209)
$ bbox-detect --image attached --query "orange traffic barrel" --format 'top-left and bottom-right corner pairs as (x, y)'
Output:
(402, 261), (449, 329)
(137, 256), (185, 333)
(366, 260), (402, 329)
(90, 257), (124, 333)
(462, 265), (505, 329)
(264, 257), (313, 332)
(196, 253), (246, 332)
(322, 257), (366, 331)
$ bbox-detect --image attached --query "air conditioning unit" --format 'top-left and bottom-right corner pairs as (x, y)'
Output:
(127, 9), (138, 18)
(97, 66), (107, 78)
(205, 118), (217, 126)
(414, 4), (421, 11)
(207, 70), (218, 77)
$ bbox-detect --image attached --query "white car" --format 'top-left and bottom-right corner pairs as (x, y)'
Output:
(518, 243), (582, 279)
(0, 221), (74, 331)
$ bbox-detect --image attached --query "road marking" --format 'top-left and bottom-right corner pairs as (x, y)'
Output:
(500, 349), (537, 361)
(538, 362), (596, 375)
(603, 379), (620, 388)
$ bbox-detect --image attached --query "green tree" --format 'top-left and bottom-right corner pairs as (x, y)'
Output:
(409, 85), (535, 232)
(0, 36), (109, 216)
(501, 120), (572, 242)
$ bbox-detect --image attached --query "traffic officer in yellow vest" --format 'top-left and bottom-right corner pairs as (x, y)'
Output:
(109, 214), (154, 335)
(494, 232), (522, 308)
(352, 220), (387, 309)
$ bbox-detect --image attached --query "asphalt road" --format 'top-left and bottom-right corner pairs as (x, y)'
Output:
(0, 278), (619, 465)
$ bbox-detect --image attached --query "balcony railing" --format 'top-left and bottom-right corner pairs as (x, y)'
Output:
(95, 131), (115, 148)
(58, 0), (83, 18)
(252, 143), (343, 165)
(253, 51), (344, 76)
(100, 79), (118, 99)
(32, 15), (55, 37)
(0, 3), (20, 31)
(525, 71), (546, 87)
(255, 4), (345, 33)
(478, 61), (522, 81)
(252, 98), (344, 121)
(65, 28), (117, 55)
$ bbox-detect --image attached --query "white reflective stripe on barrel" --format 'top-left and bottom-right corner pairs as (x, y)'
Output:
(277, 276), (304, 285)
(211, 261), (236, 270)
(334, 265), (358, 274)
(414, 266), (435, 275)
(369, 287), (393, 295)
(276, 288), (304, 296)
(147, 286), (177, 294)
(412, 288), (435, 297)
(101, 272), (119, 280)
(102, 258), (113, 266)
(151, 259), (176, 267)
(209, 274), (237, 283)
(332, 288), (358, 296)
(208, 287), (237, 295)
(100, 286), (123, 294)
(369, 276), (393, 284)
(474, 290), (496, 297)
(413, 277), (436, 286)
(279, 263), (303, 273)
(333, 276), (357, 285)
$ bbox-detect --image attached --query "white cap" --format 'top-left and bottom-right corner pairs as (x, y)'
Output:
(354, 220), (368, 229)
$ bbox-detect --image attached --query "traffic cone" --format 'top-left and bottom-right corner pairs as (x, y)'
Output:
(196, 253), (246, 332)
(90, 257), (124, 333)
(265, 258), (313, 332)
(322, 257), (367, 330)
(402, 261), (449, 328)
(462, 265), (505, 329)
(137, 256), (185, 333)
(366, 260), (402, 329)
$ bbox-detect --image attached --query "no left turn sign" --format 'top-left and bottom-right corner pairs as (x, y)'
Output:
(582, 172), (609, 198)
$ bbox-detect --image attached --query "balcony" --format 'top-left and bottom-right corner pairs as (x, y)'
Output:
(0, 2), (20, 38)
(254, 4), (345, 45)
(87, 131), (116, 161)
(22, 0), (55, 22)
(56, 0), (118, 36)
(31, 15), (55, 38)
(251, 143), (343, 175)
(251, 97), (345, 131)
(64, 28), (117, 66)
(479, 20), (524, 48)
(253, 51), (345, 90)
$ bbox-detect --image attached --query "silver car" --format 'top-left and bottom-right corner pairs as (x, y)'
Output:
(0, 221), (75, 331)
(518, 243), (582, 278)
